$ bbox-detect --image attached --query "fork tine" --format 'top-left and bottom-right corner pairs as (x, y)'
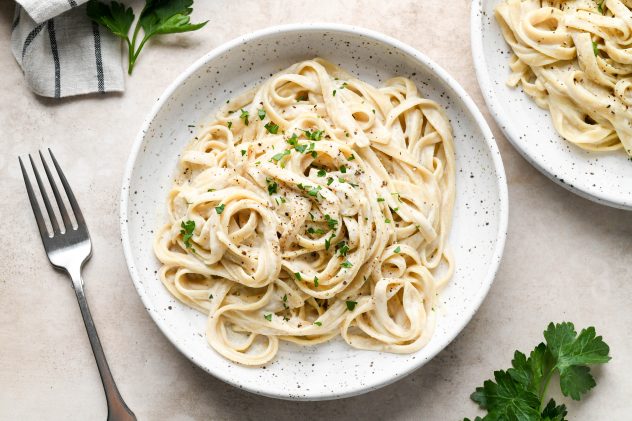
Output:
(47, 149), (85, 227)
(39, 150), (73, 231)
(28, 154), (60, 234)
(19, 157), (50, 239)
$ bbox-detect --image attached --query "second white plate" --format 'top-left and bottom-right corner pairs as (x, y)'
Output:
(471, 0), (632, 210)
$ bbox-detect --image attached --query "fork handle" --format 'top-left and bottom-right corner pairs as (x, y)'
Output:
(69, 266), (137, 421)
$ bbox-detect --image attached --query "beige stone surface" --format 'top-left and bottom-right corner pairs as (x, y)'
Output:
(1, 1), (631, 420)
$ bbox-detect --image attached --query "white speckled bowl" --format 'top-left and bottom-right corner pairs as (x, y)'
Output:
(120, 23), (508, 400)
(471, 1), (632, 210)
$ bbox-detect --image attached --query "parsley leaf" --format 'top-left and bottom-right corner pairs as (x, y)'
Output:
(335, 241), (349, 256)
(179, 220), (195, 248)
(543, 322), (610, 399)
(266, 178), (278, 195)
(286, 133), (299, 146)
(264, 314), (272, 321)
(239, 109), (249, 126)
(314, 321), (322, 326)
(317, 169), (327, 177)
(465, 322), (610, 420)
(271, 149), (291, 163)
(215, 204), (225, 214)
(324, 214), (338, 230)
(341, 260), (353, 268)
(258, 108), (266, 120)
(345, 300), (357, 311)
(264, 122), (279, 134)
(87, 1), (134, 40)
(302, 129), (324, 141)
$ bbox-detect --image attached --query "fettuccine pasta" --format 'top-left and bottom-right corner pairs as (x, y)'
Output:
(154, 58), (455, 365)
(495, 0), (632, 156)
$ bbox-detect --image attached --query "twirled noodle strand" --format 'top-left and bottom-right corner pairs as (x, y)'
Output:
(154, 58), (455, 365)
(496, 0), (632, 155)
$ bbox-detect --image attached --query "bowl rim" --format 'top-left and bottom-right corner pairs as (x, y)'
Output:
(470, 0), (632, 211)
(120, 22), (509, 401)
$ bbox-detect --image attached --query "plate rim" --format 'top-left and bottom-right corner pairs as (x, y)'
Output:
(119, 22), (509, 401)
(470, 0), (632, 211)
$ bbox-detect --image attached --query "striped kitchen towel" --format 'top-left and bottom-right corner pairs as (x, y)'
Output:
(11, 1), (124, 98)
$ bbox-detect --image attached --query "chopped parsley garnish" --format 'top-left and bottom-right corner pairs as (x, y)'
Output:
(307, 186), (322, 197)
(264, 314), (272, 321)
(340, 165), (347, 173)
(324, 214), (338, 230)
(215, 204), (225, 214)
(240, 149), (246, 156)
(266, 178), (278, 195)
(597, 0), (604, 14)
(264, 122), (279, 134)
(314, 276), (319, 287)
(384, 218), (391, 224)
(258, 108), (266, 120)
(317, 169), (327, 177)
(302, 129), (324, 141)
(309, 212), (315, 221)
(307, 227), (326, 235)
(335, 241), (349, 256)
(314, 321), (322, 326)
(282, 294), (288, 302)
(346, 300), (358, 311)
(294, 144), (308, 153)
(592, 41), (599, 56)
(327, 177), (334, 186)
(347, 154), (355, 161)
(294, 272), (302, 281)
(287, 133), (299, 146)
(271, 149), (291, 163)
(311, 151), (318, 158)
(209, 294), (213, 299)
(333, 89), (337, 96)
(325, 237), (331, 251)
(239, 109), (249, 126)
(227, 121), (232, 129)
(341, 260), (353, 268)
(180, 220), (195, 248)
(207, 188), (215, 192)
(394, 246), (401, 253)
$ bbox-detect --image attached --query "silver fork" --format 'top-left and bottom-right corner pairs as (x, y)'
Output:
(19, 149), (136, 421)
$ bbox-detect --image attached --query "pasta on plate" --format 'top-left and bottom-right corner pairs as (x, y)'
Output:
(495, 0), (632, 156)
(154, 58), (455, 365)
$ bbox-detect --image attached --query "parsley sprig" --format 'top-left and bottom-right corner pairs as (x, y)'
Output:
(87, 0), (208, 75)
(465, 322), (610, 421)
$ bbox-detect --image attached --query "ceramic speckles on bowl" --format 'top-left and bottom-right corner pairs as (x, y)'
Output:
(471, 1), (632, 210)
(120, 23), (508, 401)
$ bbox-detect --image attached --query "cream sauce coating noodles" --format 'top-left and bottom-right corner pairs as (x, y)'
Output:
(154, 58), (455, 365)
(496, 0), (632, 156)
